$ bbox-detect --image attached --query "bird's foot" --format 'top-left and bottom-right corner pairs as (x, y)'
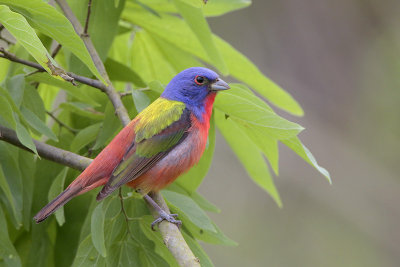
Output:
(151, 210), (181, 231)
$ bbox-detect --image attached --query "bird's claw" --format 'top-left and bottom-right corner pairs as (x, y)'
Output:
(151, 211), (181, 231)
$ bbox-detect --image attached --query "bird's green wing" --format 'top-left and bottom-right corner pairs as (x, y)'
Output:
(96, 98), (191, 200)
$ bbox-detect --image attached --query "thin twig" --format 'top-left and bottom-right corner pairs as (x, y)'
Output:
(0, 49), (106, 92)
(51, 43), (62, 58)
(0, 47), (76, 85)
(83, 0), (93, 36)
(46, 111), (78, 134)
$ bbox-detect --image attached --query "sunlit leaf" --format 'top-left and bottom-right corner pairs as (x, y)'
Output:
(173, 0), (228, 74)
(105, 58), (146, 87)
(215, 84), (303, 139)
(0, 5), (52, 73)
(215, 110), (282, 206)
(1, 0), (106, 83)
(127, 9), (303, 115)
(282, 137), (331, 183)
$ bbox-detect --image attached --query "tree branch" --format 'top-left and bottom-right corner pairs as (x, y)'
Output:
(83, 0), (92, 36)
(0, 125), (91, 171)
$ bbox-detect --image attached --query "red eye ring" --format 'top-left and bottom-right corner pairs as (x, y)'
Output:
(194, 75), (206, 85)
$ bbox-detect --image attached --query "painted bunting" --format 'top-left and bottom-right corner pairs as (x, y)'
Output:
(34, 67), (230, 228)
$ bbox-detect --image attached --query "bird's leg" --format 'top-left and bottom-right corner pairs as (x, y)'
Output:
(143, 193), (182, 231)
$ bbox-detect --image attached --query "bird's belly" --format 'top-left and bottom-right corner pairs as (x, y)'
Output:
(127, 129), (206, 193)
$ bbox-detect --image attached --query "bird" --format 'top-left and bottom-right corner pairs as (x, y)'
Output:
(33, 67), (230, 228)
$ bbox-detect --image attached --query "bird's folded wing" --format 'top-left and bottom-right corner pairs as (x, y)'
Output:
(97, 99), (191, 200)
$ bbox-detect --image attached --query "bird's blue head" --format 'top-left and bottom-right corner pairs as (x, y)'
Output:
(161, 67), (230, 116)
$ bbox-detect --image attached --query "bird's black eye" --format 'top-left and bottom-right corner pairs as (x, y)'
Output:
(194, 75), (206, 85)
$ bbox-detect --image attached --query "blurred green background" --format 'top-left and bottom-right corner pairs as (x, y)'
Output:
(200, 1), (400, 266)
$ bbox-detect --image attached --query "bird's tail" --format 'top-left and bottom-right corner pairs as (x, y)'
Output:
(33, 183), (82, 223)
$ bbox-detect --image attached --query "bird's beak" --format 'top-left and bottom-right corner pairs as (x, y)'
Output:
(210, 78), (230, 91)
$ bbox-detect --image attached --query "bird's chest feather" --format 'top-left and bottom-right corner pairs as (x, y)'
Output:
(130, 95), (215, 192)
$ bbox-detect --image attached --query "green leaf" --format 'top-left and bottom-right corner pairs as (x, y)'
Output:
(0, 165), (19, 225)
(176, 115), (215, 191)
(5, 74), (25, 107)
(0, 143), (23, 228)
(128, 9), (303, 115)
(184, 218), (237, 246)
(214, 36), (304, 115)
(167, 183), (220, 213)
(90, 202), (107, 257)
(214, 84), (303, 140)
(26, 72), (100, 107)
(148, 80), (165, 94)
(71, 235), (106, 267)
(105, 58), (146, 87)
(129, 0), (250, 17)
(92, 102), (121, 150)
(1, 0), (106, 83)
(47, 167), (68, 225)
(22, 84), (46, 121)
(0, 94), (16, 129)
(0, 207), (22, 267)
(130, 30), (176, 84)
(14, 113), (38, 155)
(70, 123), (101, 153)
(18, 150), (35, 231)
(189, 191), (220, 213)
(140, 247), (170, 267)
(173, 0), (228, 74)
(182, 231), (214, 267)
(107, 239), (140, 267)
(282, 137), (331, 183)
(215, 110), (282, 206)
(59, 102), (104, 121)
(131, 88), (150, 113)
(21, 106), (58, 141)
(0, 5), (52, 73)
(162, 190), (216, 232)
(139, 216), (180, 267)
(202, 0), (251, 17)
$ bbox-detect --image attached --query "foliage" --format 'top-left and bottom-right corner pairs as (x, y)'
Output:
(0, 0), (330, 266)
